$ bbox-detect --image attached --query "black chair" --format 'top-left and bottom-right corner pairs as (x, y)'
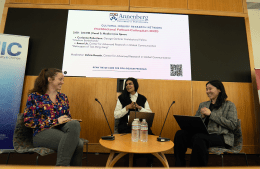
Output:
(208, 119), (248, 166)
(11, 113), (55, 165)
(6, 113), (88, 165)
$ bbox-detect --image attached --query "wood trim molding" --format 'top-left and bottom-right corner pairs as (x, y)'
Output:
(130, 7), (248, 17)
(4, 3), (248, 17)
(0, 7), (8, 33)
(87, 143), (259, 154)
(242, 145), (260, 154)
(128, 0), (130, 11)
(4, 3), (129, 11)
(242, 0), (248, 14)
(129, 0), (188, 9)
(87, 143), (110, 153)
(6, 0), (69, 5)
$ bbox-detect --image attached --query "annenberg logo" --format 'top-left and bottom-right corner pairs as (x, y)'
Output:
(118, 14), (149, 21)
(110, 13), (118, 21)
(109, 13), (149, 22)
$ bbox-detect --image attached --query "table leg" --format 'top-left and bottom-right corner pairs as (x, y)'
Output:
(106, 150), (115, 167)
(106, 150), (128, 167)
(129, 153), (133, 167)
(152, 152), (169, 168)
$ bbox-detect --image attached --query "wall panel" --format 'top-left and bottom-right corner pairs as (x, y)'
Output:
(60, 77), (117, 143)
(20, 76), (117, 143)
(19, 78), (259, 153)
(0, 7), (8, 33)
(7, 0), (69, 4)
(188, 0), (244, 13)
(70, 0), (129, 6)
(130, 0), (187, 9)
(242, 0), (248, 14)
(192, 81), (258, 153)
(20, 77), (192, 143)
(19, 76), (37, 115)
(137, 80), (192, 141)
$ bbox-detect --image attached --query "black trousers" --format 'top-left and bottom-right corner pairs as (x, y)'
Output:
(174, 130), (226, 167)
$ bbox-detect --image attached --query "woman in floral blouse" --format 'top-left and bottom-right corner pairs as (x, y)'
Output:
(24, 68), (83, 166)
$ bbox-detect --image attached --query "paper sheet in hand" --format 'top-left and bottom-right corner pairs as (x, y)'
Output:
(50, 119), (82, 128)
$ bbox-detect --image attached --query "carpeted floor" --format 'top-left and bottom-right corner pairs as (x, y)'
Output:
(0, 152), (260, 167)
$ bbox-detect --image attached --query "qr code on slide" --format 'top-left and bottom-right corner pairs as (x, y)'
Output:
(170, 64), (183, 76)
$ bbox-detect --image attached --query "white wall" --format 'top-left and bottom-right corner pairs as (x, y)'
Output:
(248, 9), (260, 68)
(248, 0), (260, 2)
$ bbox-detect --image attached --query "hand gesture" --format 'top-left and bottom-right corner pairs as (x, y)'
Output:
(200, 107), (211, 117)
(58, 115), (71, 124)
(133, 103), (142, 110)
(126, 102), (135, 111)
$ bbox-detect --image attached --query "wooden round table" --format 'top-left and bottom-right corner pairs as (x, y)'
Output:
(99, 134), (174, 168)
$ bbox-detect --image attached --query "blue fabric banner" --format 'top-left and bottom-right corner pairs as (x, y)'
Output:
(0, 34), (29, 150)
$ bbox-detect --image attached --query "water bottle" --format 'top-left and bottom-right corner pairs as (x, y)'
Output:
(140, 119), (148, 142)
(136, 118), (141, 139)
(132, 119), (139, 142)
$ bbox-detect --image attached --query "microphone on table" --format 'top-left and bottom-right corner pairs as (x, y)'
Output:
(157, 101), (175, 142)
(95, 98), (115, 140)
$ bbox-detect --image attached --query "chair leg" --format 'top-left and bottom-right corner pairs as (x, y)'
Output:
(82, 143), (88, 166)
(6, 152), (11, 164)
(221, 154), (224, 166)
(244, 153), (248, 166)
(86, 143), (88, 165)
(36, 154), (40, 165)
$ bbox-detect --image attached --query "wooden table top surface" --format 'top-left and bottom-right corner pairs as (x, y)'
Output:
(99, 134), (174, 154)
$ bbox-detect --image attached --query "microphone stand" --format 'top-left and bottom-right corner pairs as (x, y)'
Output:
(95, 98), (115, 140)
(157, 101), (175, 142)
(134, 102), (137, 119)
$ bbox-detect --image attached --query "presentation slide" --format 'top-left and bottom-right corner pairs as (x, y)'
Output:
(62, 10), (191, 80)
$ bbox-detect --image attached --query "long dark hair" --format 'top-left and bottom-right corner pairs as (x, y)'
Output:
(29, 68), (62, 95)
(206, 80), (228, 109)
(121, 77), (139, 99)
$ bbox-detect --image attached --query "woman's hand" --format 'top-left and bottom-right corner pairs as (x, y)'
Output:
(200, 107), (211, 117)
(126, 102), (135, 111)
(134, 103), (142, 110)
(126, 102), (142, 111)
(58, 115), (71, 124)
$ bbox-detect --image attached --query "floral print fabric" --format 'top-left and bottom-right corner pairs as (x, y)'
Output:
(23, 92), (71, 136)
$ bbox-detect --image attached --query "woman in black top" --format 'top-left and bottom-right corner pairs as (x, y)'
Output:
(114, 77), (153, 134)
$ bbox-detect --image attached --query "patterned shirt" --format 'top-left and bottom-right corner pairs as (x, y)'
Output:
(24, 92), (71, 136)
